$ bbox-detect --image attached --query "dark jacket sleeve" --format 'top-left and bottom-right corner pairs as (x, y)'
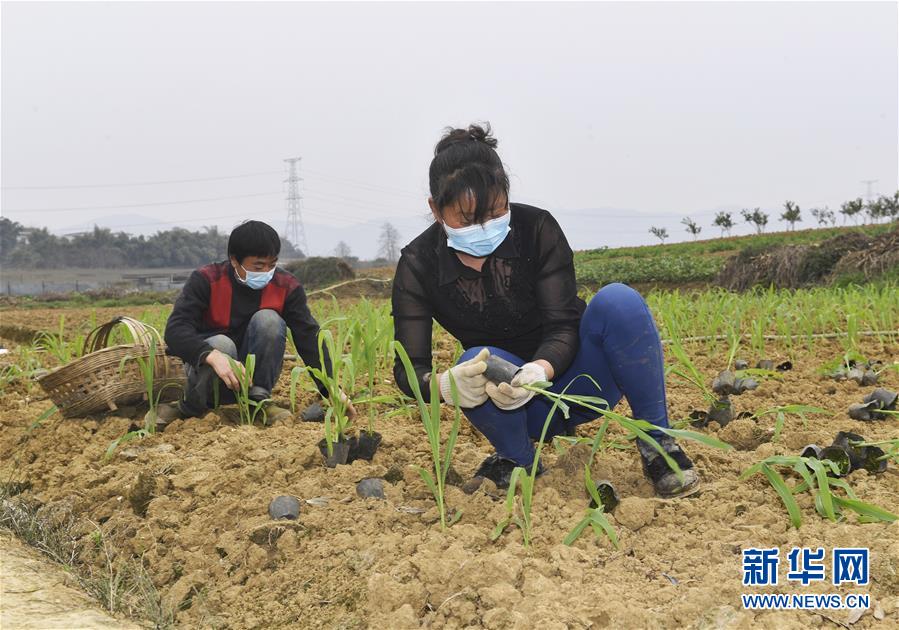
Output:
(283, 284), (332, 398)
(164, 270), (215, 368)
(531, 211), (582, 376)
(391, 252), (435, 401)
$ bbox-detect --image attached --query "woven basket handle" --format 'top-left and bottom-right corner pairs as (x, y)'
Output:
(82, 316), (165, 355)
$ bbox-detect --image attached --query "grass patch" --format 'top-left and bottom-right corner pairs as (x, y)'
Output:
(0, 479), (174, 628)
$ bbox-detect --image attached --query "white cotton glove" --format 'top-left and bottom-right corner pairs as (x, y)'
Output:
(439, 348), (490, 408)
(485, 362), (547, 411)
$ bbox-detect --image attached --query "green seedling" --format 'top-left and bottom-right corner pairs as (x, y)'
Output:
(564, 463), (619, 549)
(666, 337), (716, 405)
(492, 374), (731, 548)
(491, 379), (582, 547)
(291, 329), (354, 457)
(358, 303), (391, 435)
(27, 405), (59, 435)
(227, 354), (271, 426)
(116, 338), (182, 432)
(750, 404), (830, 442)
(519, 375), (732, 480)
(106, 338), (183, 460)
(394, 341), (463, 529)
(35, 315), (84, 365)
(741, 455), (897, 529)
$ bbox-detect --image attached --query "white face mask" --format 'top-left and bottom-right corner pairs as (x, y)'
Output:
(443, 211), (512, 257)
(237, 264), (275, 290)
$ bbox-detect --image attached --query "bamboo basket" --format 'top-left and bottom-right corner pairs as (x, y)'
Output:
(37, 316), (186, 417)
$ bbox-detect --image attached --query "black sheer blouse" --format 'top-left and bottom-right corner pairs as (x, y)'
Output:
(391, 203), (586, 400)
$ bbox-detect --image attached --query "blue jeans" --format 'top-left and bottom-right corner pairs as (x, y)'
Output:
(458, 283), (669, 466)
(180, 309), (287, 416)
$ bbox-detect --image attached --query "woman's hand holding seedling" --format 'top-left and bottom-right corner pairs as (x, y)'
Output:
(205, 349), (245, 391)
(438, 348), (489, 408)
(486, 362), (548, 410)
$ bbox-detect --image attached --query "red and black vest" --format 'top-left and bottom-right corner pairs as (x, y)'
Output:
(198, 262), (296, 330)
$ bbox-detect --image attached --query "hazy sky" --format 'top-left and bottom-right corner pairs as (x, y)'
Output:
(2, 1), (897, 257)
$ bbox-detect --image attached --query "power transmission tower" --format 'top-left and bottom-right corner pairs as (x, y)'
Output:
(860, 179), (879, 202)
(284, 157), (308, 256)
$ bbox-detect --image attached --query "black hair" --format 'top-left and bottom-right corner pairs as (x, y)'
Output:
(228, 220), (281, 263)
(429, 122), (510, 224)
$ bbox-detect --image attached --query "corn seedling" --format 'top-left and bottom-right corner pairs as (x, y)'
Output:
(740, 455), (897, 529)
(26, 405), (59, 436)
(522, 375), (732, 477)
(492, 374), (731, 547)
(491, 379), (580, 547)
(665, 337), (717, 405)
(358, 303), (391, 435)
(564, 463), (619, 549)
(750, 404), (830, 442)
(35, 315), (84, 365)
(106, 339), (184, 459)
(291, 329), (354, 457)
(394, 341), (463, 529)
(228, 354), (271, 426)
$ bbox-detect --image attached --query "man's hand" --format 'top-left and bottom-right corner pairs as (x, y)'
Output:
(204, 349), (245, 391)
(438, 348), (490, 408)
(485, 361), (548, 411)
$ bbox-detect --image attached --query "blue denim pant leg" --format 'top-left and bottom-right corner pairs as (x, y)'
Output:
(181, 334), (238, 416)
(240, 309), (287, 401)
(558, 282), (670, 439)
(457, 283), (670, 465)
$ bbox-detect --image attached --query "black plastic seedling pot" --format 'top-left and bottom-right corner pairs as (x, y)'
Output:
(861, 447), (888, 474)
(707, 398), (734, 427)
(800, 444), (823, 459)
(589, 480), (620, 512)
(268, 495), (301, 520)
(865, 388), (898, 411)
(832, 431), (868, 471)
(351, 431), (382, 462)
(819, 446), (852, 477)
(318, 438), (352, 467)
(301, 402), (326, 422)
(356, 477), (386, 499)
(484, 355), (520, 385)
(689, 409), (709, 428)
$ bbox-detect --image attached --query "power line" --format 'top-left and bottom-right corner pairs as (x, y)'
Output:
(1, 171), (282, 190)
(52, 209), (286, 234)
(301, 168), (424, 199)
(1, 191), (282, 213)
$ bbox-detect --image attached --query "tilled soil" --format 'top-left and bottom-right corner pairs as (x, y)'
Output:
(1, 315), (898, 629)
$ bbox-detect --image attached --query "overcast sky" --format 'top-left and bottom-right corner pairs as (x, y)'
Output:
(2, 1), (897, 258)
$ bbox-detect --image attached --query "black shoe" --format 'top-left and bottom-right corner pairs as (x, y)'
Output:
(638, 435), (700, 498)
(471, 453), (545, 490)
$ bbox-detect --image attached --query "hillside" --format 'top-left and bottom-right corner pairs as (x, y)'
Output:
(574, 223), (897, 290)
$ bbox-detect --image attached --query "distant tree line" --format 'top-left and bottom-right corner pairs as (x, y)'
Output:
(0, 219), (303, 268)
(651, 191), (899, 241)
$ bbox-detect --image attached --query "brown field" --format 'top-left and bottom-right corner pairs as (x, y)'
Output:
(1, 304), (898, 629)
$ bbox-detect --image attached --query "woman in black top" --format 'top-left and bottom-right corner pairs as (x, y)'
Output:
(391, 124), (698, 498)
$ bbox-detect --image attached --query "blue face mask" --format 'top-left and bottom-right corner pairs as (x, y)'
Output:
(443, 211), (511, 257)
(238, 264), (275, 290)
